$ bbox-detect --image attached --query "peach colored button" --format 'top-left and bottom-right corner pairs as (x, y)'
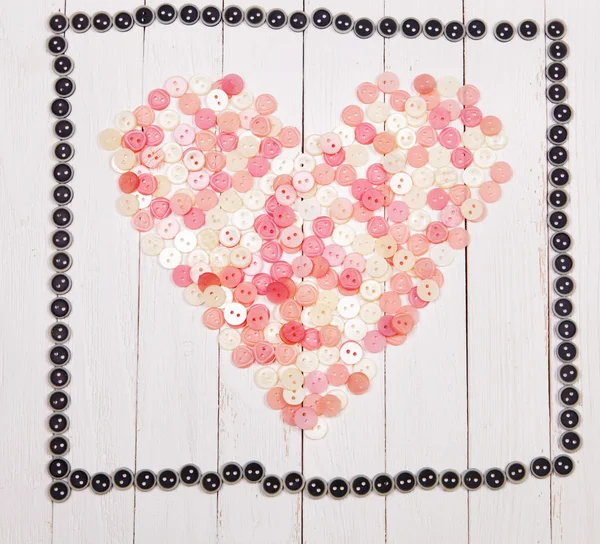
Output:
(178, 93), (201, 115)
(413, 73), (436, 94)
(356, 82), (379, 104)
(490, 161), (513, 183)
(457, 84), (480, 106)
(480, 116), (502, 136)
(321, 394), (342, 417)
(347, 372), (370, 395)
(373, 132), (395, 154)
(327, 364), (349, 386)
(479, 180), (502, 202)
(447, 227), (470, 249)
(266, 387), (287, 409)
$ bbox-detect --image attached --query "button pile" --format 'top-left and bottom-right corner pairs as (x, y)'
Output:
(101, 71), (511, 438)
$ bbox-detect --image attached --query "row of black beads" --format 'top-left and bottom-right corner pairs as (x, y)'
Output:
(50, 9), (542, 42)
(545, 22), (580, 457)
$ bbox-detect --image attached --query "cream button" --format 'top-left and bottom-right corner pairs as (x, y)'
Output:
(352, 358), (377, 379)
(162, 142), (183, 163)
(359, 302), (382, 324)
(231, 89), (253, 109)
(437, 75), (461, 97)
(188, 74), (212, 95)
(461, 198), (485, 221)
(141, 233), (165, 255)
(345, 144), (368, 167)
(316, 186), (338, 207)
(412, 167), (435, 189)
(365, 255), (389, 278)
(462, 127), (485, 150)
(430, 242), (455, 266)
(295, 198), (321, 221)
(197, 229), (219, 250)
(99, 128), (122, 151)
(117, 194), (139, 216)
(392, 249), (416, 271)
(259, 174), (276, 195)
(486, 133), (508, 150)
(304, 418), (328, 440)
(304, 134), (323, 156)
(279, 366), (304, 390)
(435, 166), (459, 188)
(115, 110), (136, 132)
(317, 346), (340, 365)
(404, 96), (427, 117)
(206, 209), (228, 230)
(158, 109), (180, 130)
(408, 210), (430, 231)
(254, 367), (278, 389)
(332, 224), (355, 246)
(188, 249), (210, 266)
(296, 351), (319, 373)
(359, 279), (382, 301)
(294, 153), (317, 171)
(404, 187), (427, 209)
(243, 189), (266, 211)
(282, 388), (305, 405)
(167, 163), (188, 184)
(353, 233), (375, 255)
(462, 165), (485, 187)
(429, 146), (451, 168)
(381, 149), (407, 173)
(417, 279), (440, 302)
(264, 323), (281, 344)
(183, 283), (205, 306)
(271, 157), (294, 175)
(366, 101), (391, 123)
(218, 328), (241, 350)
(232, 209), (254, 231)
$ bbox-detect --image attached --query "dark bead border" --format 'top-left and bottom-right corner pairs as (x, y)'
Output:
(46, 11), (576, 501)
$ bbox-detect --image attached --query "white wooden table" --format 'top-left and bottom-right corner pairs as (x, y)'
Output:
(1, 0), (599, 543)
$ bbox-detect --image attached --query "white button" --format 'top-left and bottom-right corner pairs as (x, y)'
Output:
(141, 234), (164, 256)
(218, 328), (241, 350)
(359, 302), (382, 324)
(396, 127), (416, 149)
(294, 153), (316, 172)
(243, 189), (266, 211)
(473, 148), (496, 168)
(333, 125), (355, 147)
(230, 246), (252, 268)
(231, 89), (253, 109)
(209, 247), (230, 269)
(412, 167), (435, 189)
(229, 209), (252, 232)
(328, 389), (348, 409)
(332, 224), (355, 246)
(158, 219), (179, 242)
(429, 146), (451, 168)
(174, 230), (197, 253)
(316, 186), (338, 207)
(295, 198), (321, 221)
(462, 127), (485, 150)
(271, 157), (294, 175)
(408, 210), (430, 231)
(430, 242), (455, 266)
(304, 134), (323, 156)
(114, 110), (136, 132)
(408, 111), (428, 127)
(462, 165), (485, 188)
(304, 417), (328, 440)
(365, 255), (389, 278)
(295, 351), (319, 373)
(359, 279), (382, 301)
(381, 149), (407, 173)
(136, 193), (152, 209)
(259, 174), (276, 195)
(188, 249), (209, 266)
(206, 89), (228, 111)
(241, 232), (262, 253)
(190, 261), (211, 282)
(340, 341), (363, 365)
(264, 323), (281, 344)
(344, 318), (367, 341)
(404, 187), (427, 209)
(366, 101), (391, 123)
(437, 75), (461, 97)
(167, 164), (188, 184)
(159, 247), (182, 269)
(254, 367), (278, 389)
(162, 142), (183, 163)
(282, 388), (305, 405)
(317, 346), (340, 365)
(386, 113), (407, 133)
(219, 225), (241, 247)
(279, 366), (304, 390)
(158, 109), (180, 131)
(337, 296), (360, 319)
(183, 150), (205, 172)
(188, 74), (212, 95)
(223, 302), (247, 326)
(486, 133), (508, 150)
(183, 283), (205, 306)
(352, 358), (377, 379)
(435, 166), (458, 188)
(390, 172), (413, 195)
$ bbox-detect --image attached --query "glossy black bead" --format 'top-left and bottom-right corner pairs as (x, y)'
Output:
(553, 455), (574, 476)
(52, 230), (72, 250)
(243, 461), (265, 482)
(135, 470), (157, 491)
(466, 19), (486, 40)
(530, 457), (552, 479)
(417, 468), (438, 489)
(201, 6), (221, 27)
(51, 98), (72, 119)
(49, 13), (69, 33)
(494, 21), (514, 42)
(372, 473), (394, 496)
(484, 468), (505, 490)
(305, 477), (327, 498)
(53, 163), (73, 183)
(423, 18), (443, 39)
(157, 4), (178, 24)
(49, 368), (70, 389)
(91, 472), (112, 494)
(560, 431), (581, 452)
(48, 413), (69, 434)
(553, 298), (573, 318)
(506, 462), (527, 483)
(559, 364), (578, 384)
(114, 11), (134, 32)
(548, 41), (569, 61)
(113, 468), (134, 489)
(546, 19), (566, 40)
(266, 9), (287, 30)
(179, 4), (200, 25)
(261, 475), (283, 496)
(334, 13), (354, 34)
(223, 5), (244, 26)
(47, 36), (67, 55)
(52, 207), (72, 228)
(289, 11), (308, 32)
(50, 297), (71, 319)
(377, 16), (398, 38)
(549, 167), (569, 187)
(246, 6), (266, 28)
(49, 390), (69, 411)
(71, 12), (90, 33)
(54, 142), (74, 162)
(221, 462), (243, 484)
(394, 471), (416, 492)
(157, 469), (179, 490)
(50, 323), (70, 343)
(547, 62), (567, 82)
(54, 77), (75, 98)
(462, 469), (483, 490)
(553, 104), (572, 124)
(518, 19), (538, 40)
(48, 457), (71, 479)
(354, 18), (375, 39)
(444, 21), (465, 42)
(54, 119), (74, 140)
(559, 409), (580, 429)
(548, 124), (568, 144)
(553, 254), (573, 275)
(554, 276), (574, 297)
(401, 18), (421, 38)
(180, 464), (201, 485)
(311, 8), (332, 29)
(200, 471), (222, 493)
(70, 469), (90, 490)
(49, 481), (70, 502)
(52, 251), (72, 271)
(556, 320), (577, 340)
(283, 471), (305, 493)
(92, 11), (112, 32)
(134, 6), (155, 26)
(328, 477), (350, 499)
(549, 213), (568, 232)
(53, 185), (73, 206)
(439, 470), (461, 491)
(49, 344), (70, 365)
(549, 189), (568, 209)
(52, 56), (73, 76)
(49, 436), (69, 456)
(557, 341), (577, 362)
(559, 386), (579, 406)
(547, 83), (567, 104)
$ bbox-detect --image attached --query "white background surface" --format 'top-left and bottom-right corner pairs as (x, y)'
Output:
(0, 0), (599, 543)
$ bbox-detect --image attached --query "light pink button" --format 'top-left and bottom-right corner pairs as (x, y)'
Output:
(327, 364), (349, 386)
(164, 76), (188, 97)
(447, 227), (470, 249)
(413, 73), (436, 94)
(439, 127), (461, 149)
(481, 115), (502, 136)
(356, 82), (379, 104)
(457, 84), (480, 106)
(390, 89), (410, 111)
(427, 187), (449, 210)
(363, 330), (386, 353)
(490, 161), (513, 183)
(479, 180), (502, 202)
(148, 88), (170, 110)
(294, 407), (318, 430)
(305, 371), (328, 394)
(341, 104), (364, 127)
(429, 106), (451, 130)
(172, 265), (192, 287)
(376, 71), (400, 93)
(255, 93), (278, 115)
(387, 201), (410, 223)
(440, 205), (463, 227)
(195, 108), (217, 130)
(460, 106), (483, 128)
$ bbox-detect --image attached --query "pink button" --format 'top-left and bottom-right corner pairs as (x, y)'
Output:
(343, 253), (366, 272)
(457, 84), (480, 106)
(339, 267), (362, 290)
(429, 106), (451, 130)
(323, 244), (345, 266)
(341, 104), (364, 127)
(407, 146), (429, 168)
(282, 406), (299, 426)
(336, 164), (357, 186)
(490, 161), (513, 183)
(148, 88), (170, 111)
(254, 342), (276, 364)
(366, 163), (389, 185)
(255, 93), (277, 115)
(363, 330), (386, 353)
(390, 89), (410, 111)
(414, 258), (436, 279)
(378, 315), (396, 336)
(123, 130), (147, 152)
(408, 286), (428, 309)
(389, 224), (410, 244)
(248, 156), (270, 177)
(149, 197), (171, 219)
(294, 407), (318, 430)
(407, 234), (429, 256)
(427, 187), (449, 210)
(195, 189), (218, 211)
(138, 173), (157, 195)
(347, 372), (370, 395)
(362, 188), (384, 211)
(164, 76), (188, 97)
(390, 272), (413, 294)
(451, 147), (473, 169)
(217, 132), (238, 152)
(292, 255), (313, 278)
(387, 201), (410, 223)
(305, 371), (328, 394)
(134, 105), (154, 127)
(376, 72), (400, 93)
(279, 126), (301, 148)
(188, 170), (210, 191)
(221, 73), (244, 96)
(460, 106), (483, 128)
(172, 265), (192, 287)
(302, 235), (325, 258)
(481, 115), (502, 136)
(179, 93), (201, 115)
(183, 208), (205, 230)
(327, 364), (349, 386)
(232, 345), (255, 369)
(260, 137), (282, 159)
(413, 73), (436, 94)
(195, 108), (217, 130)
(440, 205), (463, 227)
(312, 216), (334, 238)
(379, 291), (401, 314)
(356, 82), (379, 104)
(448, 185), (471, 206)
(367, 216), (388, 238)
(355, 123), (377, 145)
(203, 308), (224, 330)
(416, 125), (437, 147)
(247, 304), (270, 330)
(209, 171), (232, 193)
(260, 241), (283, 263)
(425, 221), (449, 244)
(448, 227), (470, 249)
(234, 282), (257, 305)
(479, 180), (502, 203)
(323, 148), (345, 167)
(439, 127), (461, 149)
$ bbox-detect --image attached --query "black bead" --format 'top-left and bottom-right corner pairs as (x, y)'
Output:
(221, 462), (243, 484)
(530, 457), (552, 479)
(401, 18), (422, 38)
(261, 475), (283, 496)
(466, 19), (486, 40)
(201, 6), (221, 27)
(54, 119), (75, 140)
(266, 9), (287, 30)
(548, 124), (568, 144)
(48, 413), (69, 434)
(53, 163), (74, 183)
(305, 477), (327, 498)
(549, 213), (568, 232)
(289, 11), (308, 32)
(52, 207), (72, 228)
(354, 18), (375, 39)
(484, 468), (505, 490)
(439, 470), (461, 491)
(71, 12), (91, 33)
(334, 13), (354, 34)
(51, 274), (71, 295)
(546, 19), (566, 40)
(311, 8), (332, 29)
(394, 471), (416, 492)
(246, 6), (266, 28)
(134, 6), (155, 27)
(49, 344), (70, 365)
(549, 167), (569, 187)
(50, 297), (71, 319)
(53, 185), (73, 206)
(283, 471), (305, 493)
(49, 368), (71, 389)
(328, 477), (350, 499)
(494, 21), (515, 42)
(49, 390), (69, 411)
(547, 83), (567, 104)
(179, 4), (200, 25)
(556, 320), (577, 340)
(553, 104), (572, 124)
(49, 435), (69, 456)
(54, 77), (75, 98)
(548, 145), (568, 166)
(49, 13), (69, 33)
(423, 18), (443, 39)
(92, 12), (113, 32)
(505, 462), (527, 484)
(49, 457), (71, 479)
(461, 469), (483, 491)
(91, 473), (112, 494)
(113, 468), (134, 489)
(518, 19), (538, 40)
(372, 473), (394, 496)
(52, 56), (73, 76)
(560, 431), (581, 452)
(549, 189), (568, 209)
(52, 251), (72, 272)
(54, 142), (74, 162)
(553, 254), (573, 275)
(444, 21), (464, 42)
(52, 230), (72, 250)
(158, 469), (179, 490)
(559, 386), (579, 406)
(558, 364), (578, 384)
(557, 341), (577, 362)
(51, 98), (72, 119)
(70, 469), (90, 490)
(157, 4), (178, 24)
(417, 468), (438, 489)
(47, 36), (68, 56)
(223, 5), (244, 27)
(114, 11), (134, 32)
(243, 461), (265, 482)
(548, 41), (569, 61)
(559, 409), (579, 429)
(50, 323), (70, 343)
(377, 16), (398, 38)
(553, 455), (574, 476)
(49, 481), (70, 502)
(554, 276), (574, 297)
(200, 471), (222, 493)
(136, 470), (157, 491)
(547, 62), (567, 82)
(553, 298), (573, 318)
(180, 464), (201, 485)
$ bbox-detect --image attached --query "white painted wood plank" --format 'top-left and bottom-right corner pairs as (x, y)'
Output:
(51, 1), (141, 543)
(302, 2), (386, 542)
(384, 2), (469, 542)
(464, 1), (552, 543)
(132, 2), (222, 543)
(217, 2), (303, 543)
